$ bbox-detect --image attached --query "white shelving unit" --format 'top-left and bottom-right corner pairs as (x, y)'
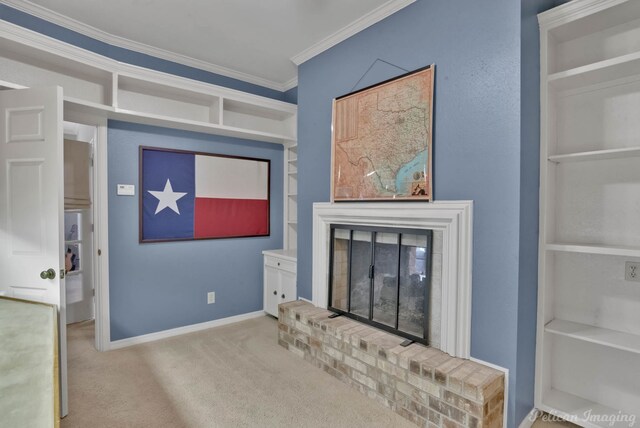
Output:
(284, 143), (298, 250)
(536, 1), (640, 424)
(0, 22), (297, 145)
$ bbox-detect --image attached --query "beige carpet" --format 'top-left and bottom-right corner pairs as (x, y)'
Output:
(63, 316), (416, 428)
(63, 316), (579, 428)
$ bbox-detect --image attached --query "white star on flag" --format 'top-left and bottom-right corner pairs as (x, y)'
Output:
(148, 179), (187, 215)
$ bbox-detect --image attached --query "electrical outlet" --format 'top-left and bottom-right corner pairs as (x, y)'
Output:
(625, 262), (640, 282)
(207, 291), (215, 304)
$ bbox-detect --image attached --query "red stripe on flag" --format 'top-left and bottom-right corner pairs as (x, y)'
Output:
(194, 198), (269, 238)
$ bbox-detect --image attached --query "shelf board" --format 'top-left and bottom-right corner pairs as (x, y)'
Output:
(288, 171), (297, 176)
(546, 319), (640, 355)
(112, 108), (293, 144)
(549, 147), (640, 163)
(288, 158), (297, 163)
(546, 243), (640, 257)
(64, 96), (115, 115)
(548, 51), (640, 91)
(540, 389), (632, 428)
(288, 193), (297, 197)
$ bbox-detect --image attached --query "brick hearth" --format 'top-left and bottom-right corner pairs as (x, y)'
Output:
(278, 301), (504, 428)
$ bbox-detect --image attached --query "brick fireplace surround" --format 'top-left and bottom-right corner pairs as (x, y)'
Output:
(278, 300), (504, 428)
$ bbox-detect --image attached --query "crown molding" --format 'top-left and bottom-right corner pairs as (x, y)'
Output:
(1, 0), (290, 92)
(282, 76), (298, 92)
(290, 0), (416, 66)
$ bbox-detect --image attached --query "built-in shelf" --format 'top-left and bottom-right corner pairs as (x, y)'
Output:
(549, 146), (640, 163)
(546, 243), (640, 258)
(541, 389), (631, 428)
(546, 319), (640, 355)
(284, 143), (298, 250)
(537, 1), (640, 423)
(0, 22), (297, 145)
(548, 51), (640, 92)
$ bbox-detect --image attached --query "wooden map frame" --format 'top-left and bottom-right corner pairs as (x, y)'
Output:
(331, 65), (434, 202)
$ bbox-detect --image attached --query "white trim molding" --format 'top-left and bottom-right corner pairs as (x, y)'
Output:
(518, 408), (540, 428)
(282, 77), (299, 92)
(291, 0), (416, 66)
(109, 310), (265, 350)
(312, 201), (473, 358)
(470, 357), (510, 428)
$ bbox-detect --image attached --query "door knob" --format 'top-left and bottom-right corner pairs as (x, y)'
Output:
(40, 268), (56, 280)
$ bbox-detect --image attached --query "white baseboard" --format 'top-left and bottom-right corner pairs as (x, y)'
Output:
(470, 357), (509, 428)
(109, 310), (265, 350)
(519, 408), (539, 428)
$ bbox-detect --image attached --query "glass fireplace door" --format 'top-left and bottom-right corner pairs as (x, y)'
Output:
(328, 225), (433, 345)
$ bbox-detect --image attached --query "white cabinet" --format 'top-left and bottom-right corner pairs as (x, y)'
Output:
(263, 249), (297, 317)
(536, 1), (640, 424)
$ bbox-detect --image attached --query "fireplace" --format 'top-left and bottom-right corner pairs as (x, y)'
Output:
(312, 201), (473, 358)
(278, 201), (508, 428)
(328, 224), (433, 345)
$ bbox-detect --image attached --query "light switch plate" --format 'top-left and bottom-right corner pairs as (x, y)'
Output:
(117, 184), (135, 196)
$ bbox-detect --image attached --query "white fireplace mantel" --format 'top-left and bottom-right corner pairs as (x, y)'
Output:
(312, 201), (473, 358)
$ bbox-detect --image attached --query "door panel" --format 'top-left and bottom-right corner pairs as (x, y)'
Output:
(0, 86), (67, 417)
(264, 266), (279, 316)
(280, 270), (296, 304)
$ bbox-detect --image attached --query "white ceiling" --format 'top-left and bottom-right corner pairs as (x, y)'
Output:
(5, 0), (415, 91)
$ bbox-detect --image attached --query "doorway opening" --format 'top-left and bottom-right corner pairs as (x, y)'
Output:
(63, 122), (96, 331)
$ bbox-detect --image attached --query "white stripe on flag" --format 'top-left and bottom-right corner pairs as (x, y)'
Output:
(195, 155), (268, 200)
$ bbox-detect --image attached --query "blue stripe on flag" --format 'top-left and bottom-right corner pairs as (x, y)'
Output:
(142, 149), (195, 240)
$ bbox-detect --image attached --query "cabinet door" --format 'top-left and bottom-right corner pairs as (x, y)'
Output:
(279, 270), (296, 305)
(264, 265), (280, 316)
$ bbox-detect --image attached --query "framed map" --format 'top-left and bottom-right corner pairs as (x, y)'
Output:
(331, 65), (434, 201)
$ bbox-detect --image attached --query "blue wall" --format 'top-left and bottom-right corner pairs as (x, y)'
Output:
(0, 4), (286, 101)
(517, 0), (556, 421)
(296, 0), (556, 426)
(107, 121), (283, 340)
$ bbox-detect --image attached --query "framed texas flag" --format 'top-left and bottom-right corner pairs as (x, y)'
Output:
(139, 146), (270, 243)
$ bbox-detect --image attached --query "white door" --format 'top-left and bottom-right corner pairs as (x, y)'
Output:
(0, 86), (68, 416)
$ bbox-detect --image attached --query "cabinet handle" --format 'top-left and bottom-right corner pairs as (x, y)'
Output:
(281, 294), (285, 299)
(277, 262), (280, 266)
(273, 290), (277, 295)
